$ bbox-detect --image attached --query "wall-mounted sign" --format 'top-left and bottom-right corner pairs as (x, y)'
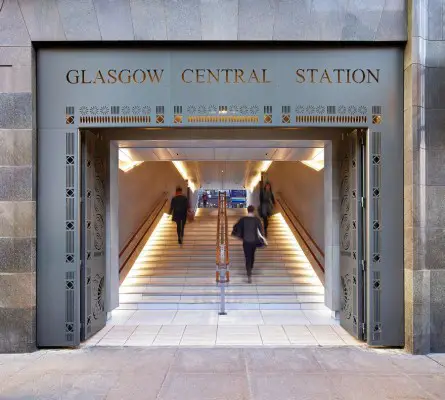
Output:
(66, 67), (380, 85)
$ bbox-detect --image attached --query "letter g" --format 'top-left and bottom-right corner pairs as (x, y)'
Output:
(66, 70), (80, 84)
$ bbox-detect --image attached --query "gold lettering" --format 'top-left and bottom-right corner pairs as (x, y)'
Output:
(320, 69), (332, 84)
(133, 69), (146, 83)
(346, 69), (352, 83)
(333, 69), (344, 83)
(352, 69), (365, 83)
(207, 69), (220, 83)
(118, 69), (131, 84)
(93, 70), (106, 84)
(235, 69), (245, 83)
(308, 69), (318, 83)
(108, 69), (118, 83)
(81, 70), (92, 84)
(66, 69), (79, 84)
(248, 69), (260, 83)
(262, 69), (271, 83)
(182, 69), (193, 83)
(221, 69), (233, 83)
(196, 69), (206, 83)
(146, 69), (164, 83)
(295, 69), (305, 83)
(367, 69), (379, 83)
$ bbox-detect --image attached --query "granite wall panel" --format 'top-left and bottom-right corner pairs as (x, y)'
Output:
(0, 0), (408, 42)
(17, 0), (66, 41)
(426, 67), (445, 109)
(0, 307), (35, 353)
(0, 32), (35, 353)
(427, 0), (443, 40)
(0, 238), (35, 273)
(130, 0), (167, 40)
(430, 269), (445, 351)
(0, 130), (33, 166)
(341, 0), (386, 41)
(165, 0), (201, 40)
(94, 0), (134, 40)
(375, 0), (407, 41)
(0, 93), (32, 129)
(56, 0), (102, 40)
(238, 0), (276, 40)
(0, 0), (31, 45)
(200, 0), (238, 40)
(405, 0), (445, 354)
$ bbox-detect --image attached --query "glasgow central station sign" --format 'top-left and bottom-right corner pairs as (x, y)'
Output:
(66, 68), (380, 85)
(38, 48), (402, 128)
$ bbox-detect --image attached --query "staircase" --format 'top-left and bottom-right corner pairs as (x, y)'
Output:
(119, 208), (325, 310)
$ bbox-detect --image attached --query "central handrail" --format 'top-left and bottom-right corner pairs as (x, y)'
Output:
(216, 192), (230, 266)
(216, 192), (230, 315)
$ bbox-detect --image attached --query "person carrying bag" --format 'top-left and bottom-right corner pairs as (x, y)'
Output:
(232, 205), (266, 283)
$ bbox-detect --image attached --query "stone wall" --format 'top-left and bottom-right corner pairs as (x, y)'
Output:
(0, 2), (35, 351)
(405, 0), (445, 354)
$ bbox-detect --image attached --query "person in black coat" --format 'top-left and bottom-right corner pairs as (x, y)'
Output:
(259, 182), (275, 237)
(232, 205), (265, 283)
(169, 186), (189, 244)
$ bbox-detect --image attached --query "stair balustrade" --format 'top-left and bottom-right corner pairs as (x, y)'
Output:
(216, 192), (230, 315)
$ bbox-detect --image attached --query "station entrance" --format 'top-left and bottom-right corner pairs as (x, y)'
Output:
(36, 47), (404, 348)
(78, 127), (366, 344)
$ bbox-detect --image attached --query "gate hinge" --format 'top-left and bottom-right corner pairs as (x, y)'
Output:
(361, 259), (366, 271)
(360, 322), (366, 335)
(360, 196), (366, 208)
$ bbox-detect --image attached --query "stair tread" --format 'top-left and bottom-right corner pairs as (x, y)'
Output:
(120, 209), (324, 310)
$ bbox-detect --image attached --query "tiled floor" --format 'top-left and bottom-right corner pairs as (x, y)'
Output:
(82, 309), (363, 347)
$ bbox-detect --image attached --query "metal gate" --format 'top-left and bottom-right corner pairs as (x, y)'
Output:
(81, 131), (107, 340)
(339, 130), (366, 340)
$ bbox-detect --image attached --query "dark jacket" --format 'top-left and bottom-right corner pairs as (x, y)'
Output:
(259, 189), (275, 217)
(232, 215), (264, 244)
(169, 194), (189, 222)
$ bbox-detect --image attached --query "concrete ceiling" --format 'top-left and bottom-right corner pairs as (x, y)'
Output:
(125, 146), (320, 161)
(118, 139), (324, 190)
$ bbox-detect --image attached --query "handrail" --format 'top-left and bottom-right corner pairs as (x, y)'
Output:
(119, 195), (168, 273)
(277, 197), (325, 273)
(216, 192), (229, 266)
(216, 193), (221, 265)
(277, 196), (325, 257)
(119, 191), (168, 257)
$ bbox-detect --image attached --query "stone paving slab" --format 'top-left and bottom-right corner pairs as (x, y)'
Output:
(0, 347), (444, 399)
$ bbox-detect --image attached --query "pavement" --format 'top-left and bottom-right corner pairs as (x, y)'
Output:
(0, 347), (445, 399)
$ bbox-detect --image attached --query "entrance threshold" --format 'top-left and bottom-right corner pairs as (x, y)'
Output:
(83, 309), (362, 347)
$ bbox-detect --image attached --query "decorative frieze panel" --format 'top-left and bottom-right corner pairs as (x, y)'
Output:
(67, 103), (381, 127)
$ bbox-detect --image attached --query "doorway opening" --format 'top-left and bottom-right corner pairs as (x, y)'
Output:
(78, 127), (367, 346)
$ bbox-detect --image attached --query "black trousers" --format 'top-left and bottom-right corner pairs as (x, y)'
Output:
(262, 216), (269, 235)
(243, 242), (257, 277)
(175, 218), (186, 241)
